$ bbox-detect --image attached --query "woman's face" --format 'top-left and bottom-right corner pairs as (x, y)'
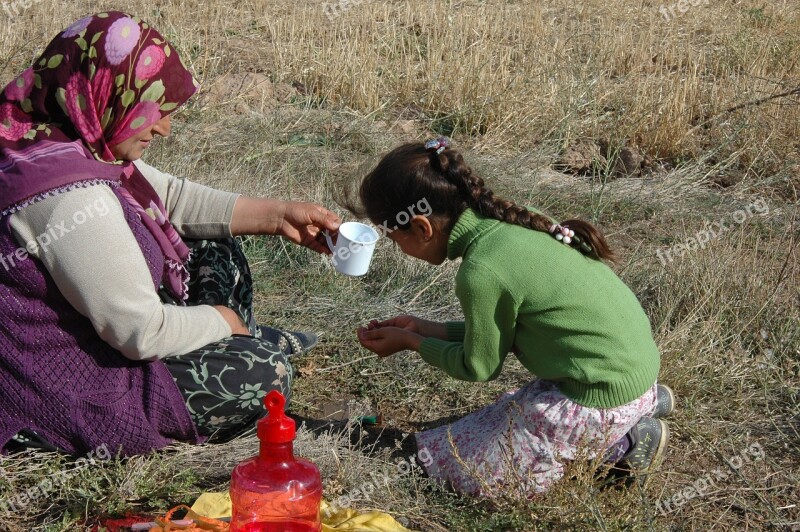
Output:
(109, 114), (171, 162)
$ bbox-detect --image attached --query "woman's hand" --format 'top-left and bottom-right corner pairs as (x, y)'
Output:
(214, 305), (251, 336)
(356, 326), (423, 358)
(274, 201), (341, 254)
(230, 197), (341, 254)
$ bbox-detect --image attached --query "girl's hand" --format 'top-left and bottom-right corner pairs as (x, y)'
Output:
(366, 315), (448, 340)
(365, 315), (421, 333)
(357, 326), (422, 357)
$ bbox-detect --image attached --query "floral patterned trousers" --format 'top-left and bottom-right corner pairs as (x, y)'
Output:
(162, 238), (294, 440)
(416, 379), (658, 496)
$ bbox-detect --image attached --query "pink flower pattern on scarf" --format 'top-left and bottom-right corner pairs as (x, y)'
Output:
(135, 45), (167, 80)
(105, 16), (142, 66)
(0, 103), (32, 141)
(65, 72), (103, 143)
(92, 67), (114, 122)
(62, 16), (93, 38)
(4, 68), (34, 102)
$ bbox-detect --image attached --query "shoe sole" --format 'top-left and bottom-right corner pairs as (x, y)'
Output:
(629, 419), (670, 489)
(648, 418), (669, 472)
(654, 384), (676, 418)
(610, 419), (670, 488)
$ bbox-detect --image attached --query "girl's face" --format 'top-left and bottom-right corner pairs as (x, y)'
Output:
(386, 215), (449, 265)
(109, 114), (172, 162)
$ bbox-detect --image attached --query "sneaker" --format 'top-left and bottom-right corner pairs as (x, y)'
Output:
(258, 326), (318, 356)
(653, 384), (676, 418)
(615, 417), (669, 483)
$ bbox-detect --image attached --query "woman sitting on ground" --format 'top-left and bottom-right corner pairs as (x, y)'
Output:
(0, 12), (339, 456)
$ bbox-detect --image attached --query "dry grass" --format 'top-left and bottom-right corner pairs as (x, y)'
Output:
(3, 0), (800, 171)
(0, 0), (798, 530)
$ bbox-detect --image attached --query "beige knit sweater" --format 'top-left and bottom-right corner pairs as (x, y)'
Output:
(8, 160), (239, 361)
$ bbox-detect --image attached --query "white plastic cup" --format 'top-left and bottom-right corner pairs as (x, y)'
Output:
(324, 222), (379, 277)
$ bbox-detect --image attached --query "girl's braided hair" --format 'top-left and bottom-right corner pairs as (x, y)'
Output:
(350, 140), (614, 261)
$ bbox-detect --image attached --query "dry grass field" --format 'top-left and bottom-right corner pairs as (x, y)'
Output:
(0, 0), (798, 530)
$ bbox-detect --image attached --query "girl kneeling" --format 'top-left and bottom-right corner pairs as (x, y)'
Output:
(355, 138), (670, 496)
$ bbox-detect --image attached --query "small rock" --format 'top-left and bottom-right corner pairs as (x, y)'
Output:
(613, 146), (644, 176)
(555, 141), (607, 174)
(201, 72), (278, 112)
(394, 119), (420, 135)
(292, 80), (308, 96)
(273, 83), (298, 103)
(710, 174), (740, 188)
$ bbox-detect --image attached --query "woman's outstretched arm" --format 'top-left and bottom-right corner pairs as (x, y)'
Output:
(230, 197), (341, 254)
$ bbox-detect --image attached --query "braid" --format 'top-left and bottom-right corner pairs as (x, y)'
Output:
(351, 139), (616, 263)
(432, 148), (552, 232)
(431, 145), (615, 262)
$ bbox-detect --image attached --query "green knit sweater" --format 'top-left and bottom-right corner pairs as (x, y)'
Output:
(418, 208), (660, 408)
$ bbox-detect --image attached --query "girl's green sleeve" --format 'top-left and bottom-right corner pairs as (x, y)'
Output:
(418, 261), (519, 381)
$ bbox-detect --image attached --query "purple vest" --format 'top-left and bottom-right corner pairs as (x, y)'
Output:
(0, 186), (202, 456)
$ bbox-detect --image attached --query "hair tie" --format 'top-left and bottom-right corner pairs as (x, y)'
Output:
(549, 224), (593, 254)
(424, 136), (450, 155)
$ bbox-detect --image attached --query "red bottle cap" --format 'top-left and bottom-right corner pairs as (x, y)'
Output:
(257, 390), (296, 444)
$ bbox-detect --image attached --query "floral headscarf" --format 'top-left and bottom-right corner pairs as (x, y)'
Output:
(0, 12), (200, 302)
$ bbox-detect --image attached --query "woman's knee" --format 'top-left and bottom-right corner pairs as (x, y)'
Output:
(226, 336), (294, 399)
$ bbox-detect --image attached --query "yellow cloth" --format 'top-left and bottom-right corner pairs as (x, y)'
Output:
(190, 493), (232, 520)
(190, 492), (414, 532)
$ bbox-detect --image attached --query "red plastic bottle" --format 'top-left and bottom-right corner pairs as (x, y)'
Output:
(230, 390), (322, 532)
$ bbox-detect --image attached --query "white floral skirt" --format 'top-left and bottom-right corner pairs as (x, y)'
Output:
(416, 379), (658, 496)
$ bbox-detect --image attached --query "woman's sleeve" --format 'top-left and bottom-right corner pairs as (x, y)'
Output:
(133, 159), (240, 240)
(8, 184), (232, 361)
(417, 261), (519, 381)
